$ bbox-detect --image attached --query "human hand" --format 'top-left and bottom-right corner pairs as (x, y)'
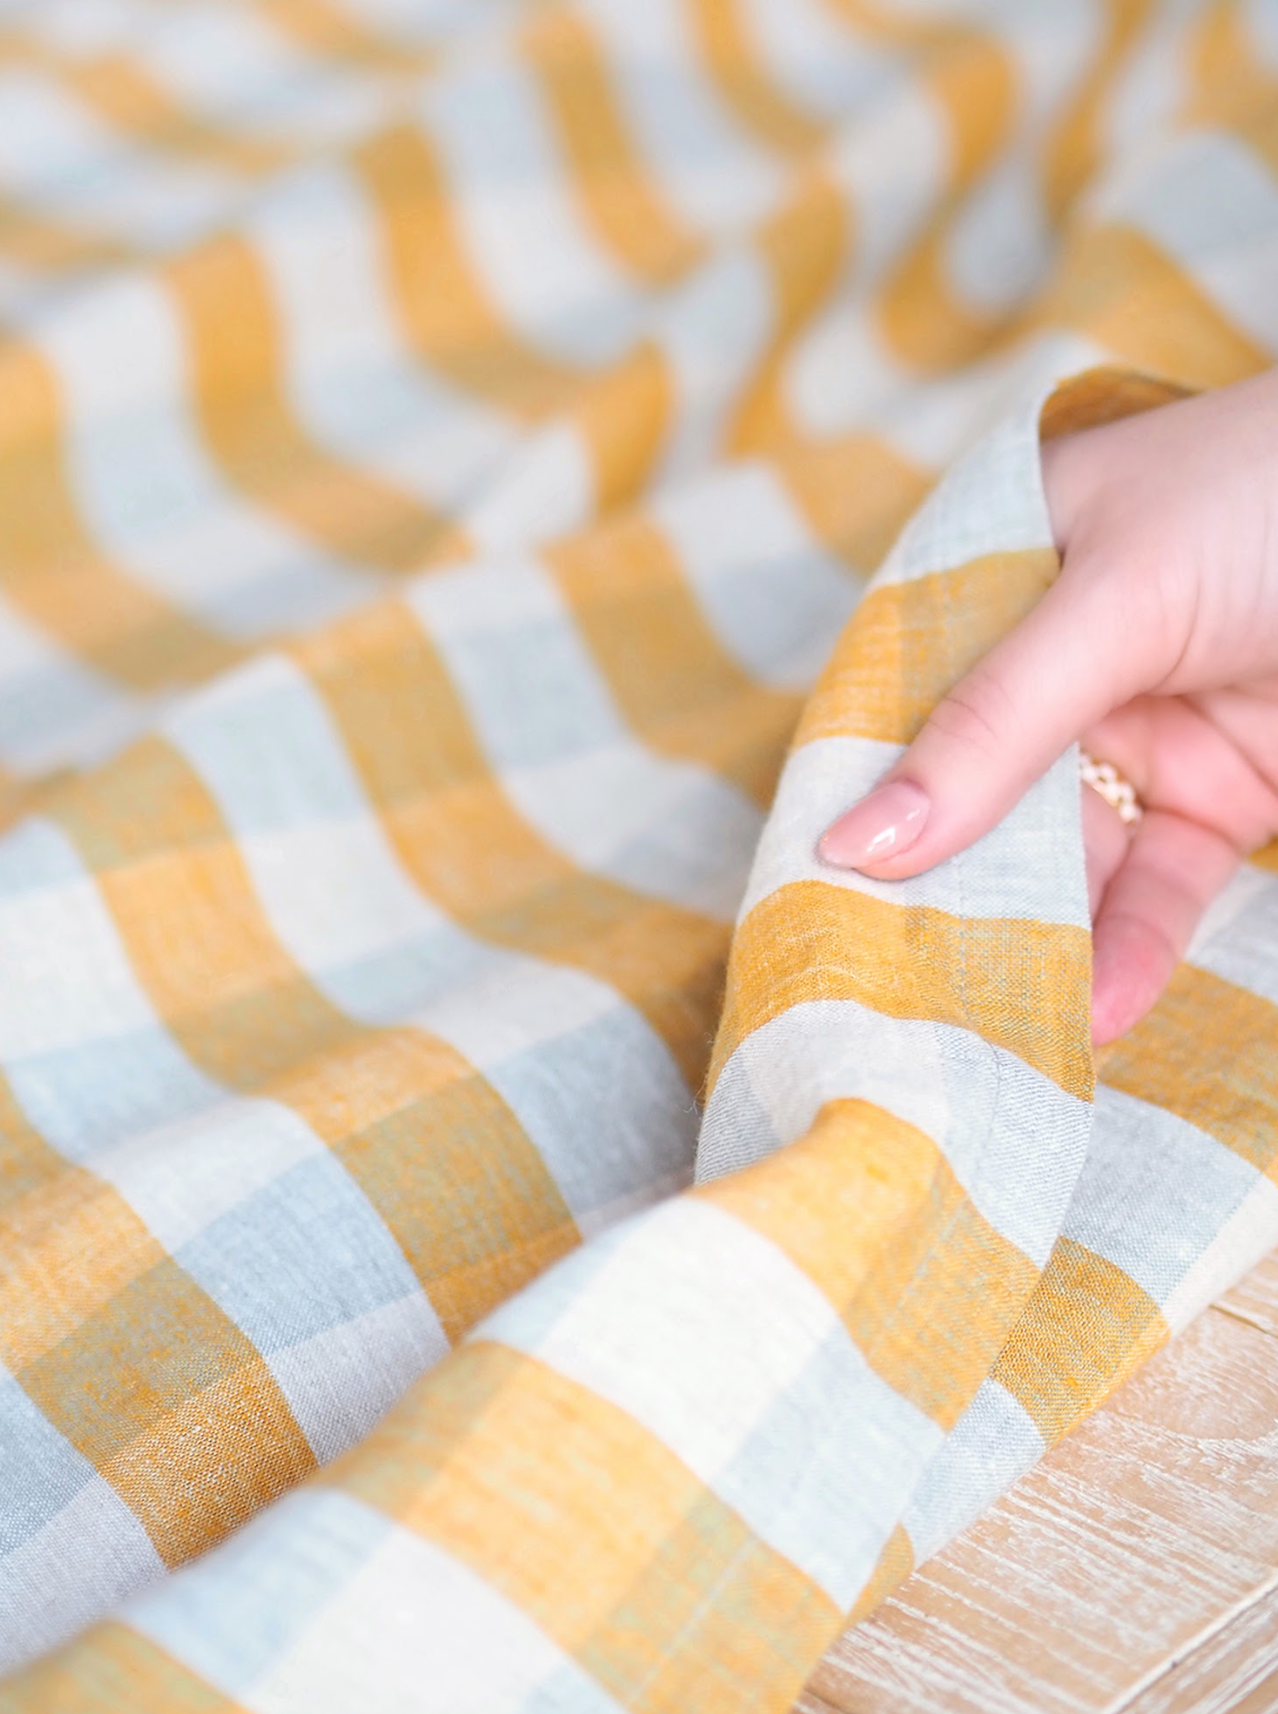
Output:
(819, 370), (1278, 1045)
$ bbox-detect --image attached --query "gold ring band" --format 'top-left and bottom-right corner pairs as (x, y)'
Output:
(1079, 750), (1143, 825)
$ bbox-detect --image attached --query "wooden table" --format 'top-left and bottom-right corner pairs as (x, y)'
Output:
(799, 1254), (1278, 1714)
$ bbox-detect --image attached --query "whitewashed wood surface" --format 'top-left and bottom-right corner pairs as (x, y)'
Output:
(797, 1253), (1278, 1714)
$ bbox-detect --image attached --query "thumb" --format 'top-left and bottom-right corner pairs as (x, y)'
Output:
(818, 571), (1141, 878)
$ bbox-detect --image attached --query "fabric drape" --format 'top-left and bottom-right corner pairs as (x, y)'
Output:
(1, 1), (1277, 1708)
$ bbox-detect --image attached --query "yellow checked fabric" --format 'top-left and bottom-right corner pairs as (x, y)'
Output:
(1, 1), (1277, 1709)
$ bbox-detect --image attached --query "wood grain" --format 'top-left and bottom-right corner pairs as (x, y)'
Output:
(1126, 1581), (1278, 1714)
(1217, 1258), (1278, 1343)
(798, 1252), (1278, 1714)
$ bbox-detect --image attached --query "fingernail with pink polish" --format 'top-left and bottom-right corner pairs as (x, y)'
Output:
(818, 781), (930, 871)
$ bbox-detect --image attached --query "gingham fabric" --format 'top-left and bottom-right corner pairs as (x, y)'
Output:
(1, 0), (1278, 1708)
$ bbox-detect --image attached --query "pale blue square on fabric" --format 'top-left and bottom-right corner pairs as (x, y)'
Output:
(713, 1330), (943, 1608)
(522, 1664), (629, 1714)
(483, 1007), (695, 1218)
(7, 1027), (220, 1162)
(904, 1375), (1047, 1563)
(441, 615), (625, 769)
(0, 666), (121, 778)
(319, 927), (506, 1024)
(167, 661), (369, 833)
(198, 561), (367, 640)
(0, 816), (96, 896)
(125, 1490), (390, 1695)
(174, 1154), (422, 1354)
(0, 1374), (97, 1554)
(690, 541), (861, 675)
(1064, 1085), (1262, 1305)
(1194, 880), (1278, 1008)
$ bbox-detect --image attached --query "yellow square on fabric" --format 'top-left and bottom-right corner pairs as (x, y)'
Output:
(19, 1257), (314, 1564)
(332, 1341), (842, 1712)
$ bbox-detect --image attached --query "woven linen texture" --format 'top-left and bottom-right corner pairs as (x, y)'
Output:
(1, 0), (1278, 1708)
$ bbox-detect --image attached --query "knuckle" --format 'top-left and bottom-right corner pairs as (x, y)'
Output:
(926, 675), (1010, 757)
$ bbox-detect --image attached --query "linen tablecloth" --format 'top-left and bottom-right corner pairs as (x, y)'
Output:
(1, 0), (1277, 1707)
